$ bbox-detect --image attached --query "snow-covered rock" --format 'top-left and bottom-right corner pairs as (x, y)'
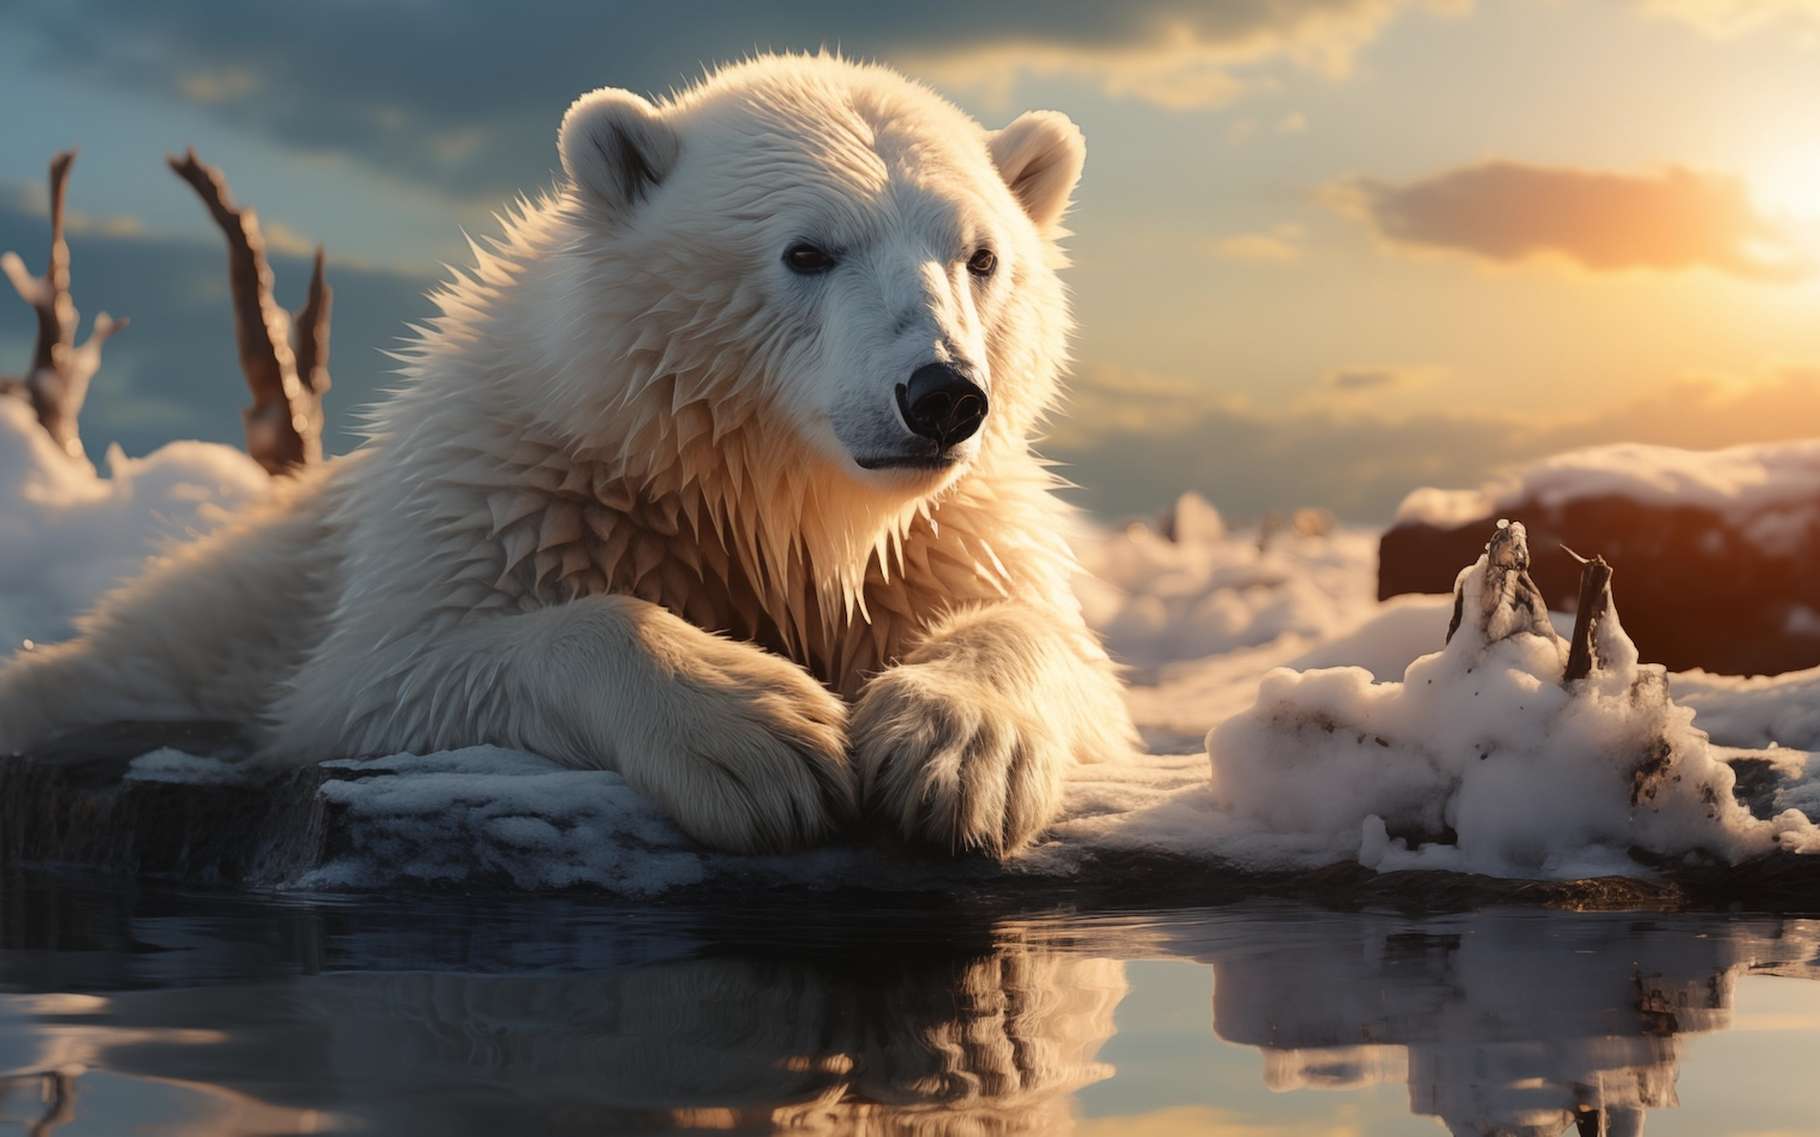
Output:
(1397, 440), (1820, 529)
(1380, 438), (1820, 676)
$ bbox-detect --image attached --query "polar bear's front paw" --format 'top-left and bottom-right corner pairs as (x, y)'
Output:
(851, 666), (1068, 860)
(638, 651), (856, 856)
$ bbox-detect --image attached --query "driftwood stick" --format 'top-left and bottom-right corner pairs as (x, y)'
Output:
(168, 148), (330, 474)
(0, 150), (126, 458)
(292, 246), (333, 402)
(1563, 548), (1613, 683)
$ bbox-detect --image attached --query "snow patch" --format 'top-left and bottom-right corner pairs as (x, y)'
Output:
(1072, 500), (1377, 668)
(1670, 667), (1820, 751)
(0, 399), (268, 653)
(125, 748), (250, 785)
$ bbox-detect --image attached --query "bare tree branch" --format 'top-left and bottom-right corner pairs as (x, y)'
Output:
(292, 245), (333, 401)
(168, 147), (331, 475)
(1, 150), (127, 459)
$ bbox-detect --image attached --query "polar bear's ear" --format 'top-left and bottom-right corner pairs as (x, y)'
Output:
(988, 111), (1086, 233)
(559, 88), (679, 216)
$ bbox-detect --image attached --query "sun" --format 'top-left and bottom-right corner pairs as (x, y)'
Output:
(1755, 150), (1820, 220)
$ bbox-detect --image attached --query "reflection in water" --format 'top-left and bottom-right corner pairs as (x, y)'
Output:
(0, 879), (1125, 1135)
(1196, 909), (1820, 1137)
(0, 876), (1817, 1136)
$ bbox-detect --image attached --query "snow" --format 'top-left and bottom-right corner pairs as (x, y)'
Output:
(1204, 524), (1820, 877)
(1394, 437), (1820, 540)
(8, 409), (1820, 893)
(124, 748), (251, 785)
(0, 399), (268, 652)
(304, 749), (712, 893)
(1670, 666), (1820, 751)
(1071, 495), (1377, 669)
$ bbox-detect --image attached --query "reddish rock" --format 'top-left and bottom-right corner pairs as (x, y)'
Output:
(1378, 495), (1820, 676)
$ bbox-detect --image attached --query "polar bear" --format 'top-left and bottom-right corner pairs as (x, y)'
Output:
(0, 54), (1135, 858)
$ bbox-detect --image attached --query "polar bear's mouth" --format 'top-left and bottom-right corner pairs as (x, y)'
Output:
(853, 451), (961, 472)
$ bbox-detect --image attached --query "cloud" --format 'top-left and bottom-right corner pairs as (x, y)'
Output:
(900, 0), (1464, 112)
(11, 1), (1462, 196)
(175, 66), (259, 105)
(1210, 223), (1305, 263)
(258, 220), (318, 258)
(1325, 366), (1420, 393)
(1046, 364), (1820, 520)
(1633, 0), (1820, 37)
(11, 182), (145, 239)
(1328, 161), (1814, 281)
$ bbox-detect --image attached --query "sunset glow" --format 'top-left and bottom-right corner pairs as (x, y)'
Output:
(3, 0), (1820, 519)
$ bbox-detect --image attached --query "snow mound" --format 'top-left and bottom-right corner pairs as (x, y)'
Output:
(1205, 523), (1820, 878)
(0, 399), (268, 652)
(1396, 437), (1820, 542)
(1072, 495), (1377, 668)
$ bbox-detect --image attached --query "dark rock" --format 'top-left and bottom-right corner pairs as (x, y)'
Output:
(0, 722), (329, 887)
(1379, 494), (1820, 675)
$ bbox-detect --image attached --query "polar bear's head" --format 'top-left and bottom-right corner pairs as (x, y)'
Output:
(542, 55), (1084, 505)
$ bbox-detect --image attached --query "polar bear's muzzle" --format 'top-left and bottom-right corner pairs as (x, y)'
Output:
(895, 363), (988, 448)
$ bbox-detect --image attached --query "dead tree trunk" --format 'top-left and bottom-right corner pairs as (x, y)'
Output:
(0, 150), (127, 459)
(168, 148), (331, 475)
(1563, 550), (1614, 683)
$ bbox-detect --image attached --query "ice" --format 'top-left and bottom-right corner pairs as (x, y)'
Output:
(270, 746), (1212, 893)
(0, 399), (268, 652)
(305, 748), (711, 894)
(125, 748), (250, 785)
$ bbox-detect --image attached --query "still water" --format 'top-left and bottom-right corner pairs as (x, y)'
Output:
(1, 871), (1817, 1136)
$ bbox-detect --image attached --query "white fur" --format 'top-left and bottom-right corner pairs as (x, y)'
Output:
(0, 54), (1135, 857)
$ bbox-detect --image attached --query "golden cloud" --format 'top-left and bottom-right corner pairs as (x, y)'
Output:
(1328, 161), (1815, 281)
(900, 0), (1468, 111)
(1633, 0), (1820, 37)
(1210, 223), (1306, 262)
(176, 66), (259, 105)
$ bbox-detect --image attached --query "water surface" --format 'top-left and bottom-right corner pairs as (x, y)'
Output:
(1, 872), (1816, 1135)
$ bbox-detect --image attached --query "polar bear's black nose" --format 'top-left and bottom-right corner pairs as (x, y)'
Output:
(898, 364), (988, 446)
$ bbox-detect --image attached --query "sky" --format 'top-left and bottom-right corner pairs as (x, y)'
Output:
(3, 0), (1820, 521)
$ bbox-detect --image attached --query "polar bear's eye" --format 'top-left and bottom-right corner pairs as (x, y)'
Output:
(784, 243), (837, 275)
(966, 248), (998, 277)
